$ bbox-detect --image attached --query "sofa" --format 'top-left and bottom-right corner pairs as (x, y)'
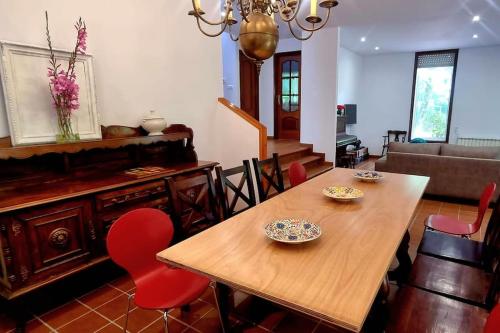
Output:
(375, 142), (500, 201)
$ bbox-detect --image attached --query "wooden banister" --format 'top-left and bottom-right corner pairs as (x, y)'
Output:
(218, 97), (268, 160)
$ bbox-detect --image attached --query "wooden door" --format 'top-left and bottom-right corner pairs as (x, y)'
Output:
(239, 51), (259, 120)
(274, 52), (301, 140)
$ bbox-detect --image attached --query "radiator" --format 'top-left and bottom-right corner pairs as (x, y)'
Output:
(457, 137), (500, 147)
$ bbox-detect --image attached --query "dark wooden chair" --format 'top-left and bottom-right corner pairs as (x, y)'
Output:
(252, 153), (285, 202)
(407, 253), (499, 309)
(215, 160), (257, 220)
(382, 130), (407, 156)
(418, 199), (500, 268)
(386, 286), (490, 333)
(164, 169), (219, 241)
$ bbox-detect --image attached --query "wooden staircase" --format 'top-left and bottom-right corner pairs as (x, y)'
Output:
(267, 139), (333, 189)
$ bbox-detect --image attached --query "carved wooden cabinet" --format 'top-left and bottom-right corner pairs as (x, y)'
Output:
(0, 124), (217, 300)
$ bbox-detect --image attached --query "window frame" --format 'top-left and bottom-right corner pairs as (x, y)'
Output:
(408, 49), (459, 143)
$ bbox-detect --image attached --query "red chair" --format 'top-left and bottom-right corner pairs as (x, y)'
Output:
(425, 183), (496, 238)
(484, 304), (500, 333)
(289, 162), (307, 187)
(107, 208), (212, 332)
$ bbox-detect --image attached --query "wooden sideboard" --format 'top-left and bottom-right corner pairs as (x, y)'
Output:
(0, 124), (217, 300)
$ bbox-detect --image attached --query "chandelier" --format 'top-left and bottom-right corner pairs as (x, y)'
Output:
(189, 0), (339, 72)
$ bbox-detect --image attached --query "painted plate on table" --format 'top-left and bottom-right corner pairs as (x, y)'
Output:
(264, 218), (321, 244)
(354, 171), (384, 183)
(322, 186), (364, 201)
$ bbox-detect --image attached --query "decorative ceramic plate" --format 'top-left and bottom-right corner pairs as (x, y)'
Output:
(354, 171), (384, 182)
(264, 219), (321, 244)
(322, 186), (364, 201)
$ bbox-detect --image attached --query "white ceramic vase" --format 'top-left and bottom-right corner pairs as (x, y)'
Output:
(142, 110), (167, 136)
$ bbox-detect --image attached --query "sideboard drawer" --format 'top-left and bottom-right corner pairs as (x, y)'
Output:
(96, 181), (166, 211)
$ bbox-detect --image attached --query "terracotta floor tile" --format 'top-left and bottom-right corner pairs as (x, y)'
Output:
(39, 300), (90, 329)
(108, 275), (135, 294)
(189, 309), (223, 333)
(78, 285), (124, 308)
(274, 312), (318, 333)
(57, 311), (109, 333)
(94, 294), (135, 321)
(25, 319), (53, 333)
(115, 307), (163, 332)
(199, 287), (217, 307)
(168, 300), (213, 325)
(95, 323), (123, 333)
(141, 316), (190, 333)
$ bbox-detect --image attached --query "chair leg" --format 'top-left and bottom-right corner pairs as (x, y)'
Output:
(210, 282), (229, 333)
(163, 310), (169, 333)
(123, 293), (134, 333)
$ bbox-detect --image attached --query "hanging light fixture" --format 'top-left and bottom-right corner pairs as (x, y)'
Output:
(189, 0), (339, 73)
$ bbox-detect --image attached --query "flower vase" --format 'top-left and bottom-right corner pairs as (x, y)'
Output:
(56, 109), (80, 143)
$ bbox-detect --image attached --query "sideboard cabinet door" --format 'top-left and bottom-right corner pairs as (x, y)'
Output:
(11, 199), (94, 285)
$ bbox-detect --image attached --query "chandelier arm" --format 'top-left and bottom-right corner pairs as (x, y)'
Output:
(195, 16), (229, 37)
(228, 25), (240, 41)
(277, 0), (302, 23)
(191, 0), (229, 26)
(293, 8), (331, 32)
(238, 0), (250, 23)
(287, 20), (314, 41)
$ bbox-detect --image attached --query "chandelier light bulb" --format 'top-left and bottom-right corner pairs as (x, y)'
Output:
(360, 36), (366, 42)
(472, 15), (480, 22)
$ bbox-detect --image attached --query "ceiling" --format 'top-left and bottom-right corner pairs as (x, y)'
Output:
(278, 0), (500, 54)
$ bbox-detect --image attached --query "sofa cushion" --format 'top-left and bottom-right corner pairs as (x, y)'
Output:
(440, 144), (500, 160)
(388, 142), (441, 155)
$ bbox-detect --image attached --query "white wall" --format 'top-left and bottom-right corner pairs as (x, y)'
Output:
(222, 32), (240, 108)
(0, 0), (222, 161)
(451, 45), (500, 143)
(301, 28), (339, 162)
(338, 47), (363, 105)
(357, 52), (415, 155)
(213, 102), (260, 169)
(351, 45), (500, 156)
(259, 38), (302, 136)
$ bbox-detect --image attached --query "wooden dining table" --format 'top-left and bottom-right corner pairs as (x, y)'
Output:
(157, 168), (429, 332)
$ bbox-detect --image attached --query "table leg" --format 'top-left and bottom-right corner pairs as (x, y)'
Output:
(212, 282), (231, 333)
(388, 230), (412, 285)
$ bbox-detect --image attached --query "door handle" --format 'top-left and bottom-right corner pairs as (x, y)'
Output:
(276, 94), (281, 106)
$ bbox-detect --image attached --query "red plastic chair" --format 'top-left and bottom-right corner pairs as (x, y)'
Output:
(107, 208), (212, 333)
(289, 162), (307, 187)
(425, 183), (496, 238)
(484, 303), (500, 332)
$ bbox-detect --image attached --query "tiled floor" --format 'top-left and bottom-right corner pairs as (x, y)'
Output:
(0, 157), (492, 333)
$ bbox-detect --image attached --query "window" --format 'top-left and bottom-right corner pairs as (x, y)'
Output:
(409, 50), (459, 142)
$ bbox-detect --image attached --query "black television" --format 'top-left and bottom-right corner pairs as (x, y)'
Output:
(345, 104), (357, 124)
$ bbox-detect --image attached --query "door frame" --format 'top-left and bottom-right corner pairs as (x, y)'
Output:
(239, 51), (260, 120)
(273, 51), (301, 139)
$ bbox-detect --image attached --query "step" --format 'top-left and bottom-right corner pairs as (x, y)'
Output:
(283, 161), (333, 189)
(280, 155), (324, 173)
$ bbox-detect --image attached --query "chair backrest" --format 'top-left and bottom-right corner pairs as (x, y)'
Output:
(215, 160), (256, 220)
(388, 130), (407, 143)
(289, 162), (307, 187)
(106, 208), (173, 280)
(252, 153), (285, 202)
(484, 303), (500, 333)
(164, 168), (219, 241)
(472, 183), (497, 234)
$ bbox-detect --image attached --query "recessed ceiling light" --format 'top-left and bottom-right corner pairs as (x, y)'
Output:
(374, 46), (380, 51)
(472, 15), (480, 22)
(473, 34), (479, 39)
(360, 37), (366, 42)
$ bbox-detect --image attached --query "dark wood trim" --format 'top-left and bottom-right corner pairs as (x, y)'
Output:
(408, 49), (459, 143)
(273, 51), (301, 139)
